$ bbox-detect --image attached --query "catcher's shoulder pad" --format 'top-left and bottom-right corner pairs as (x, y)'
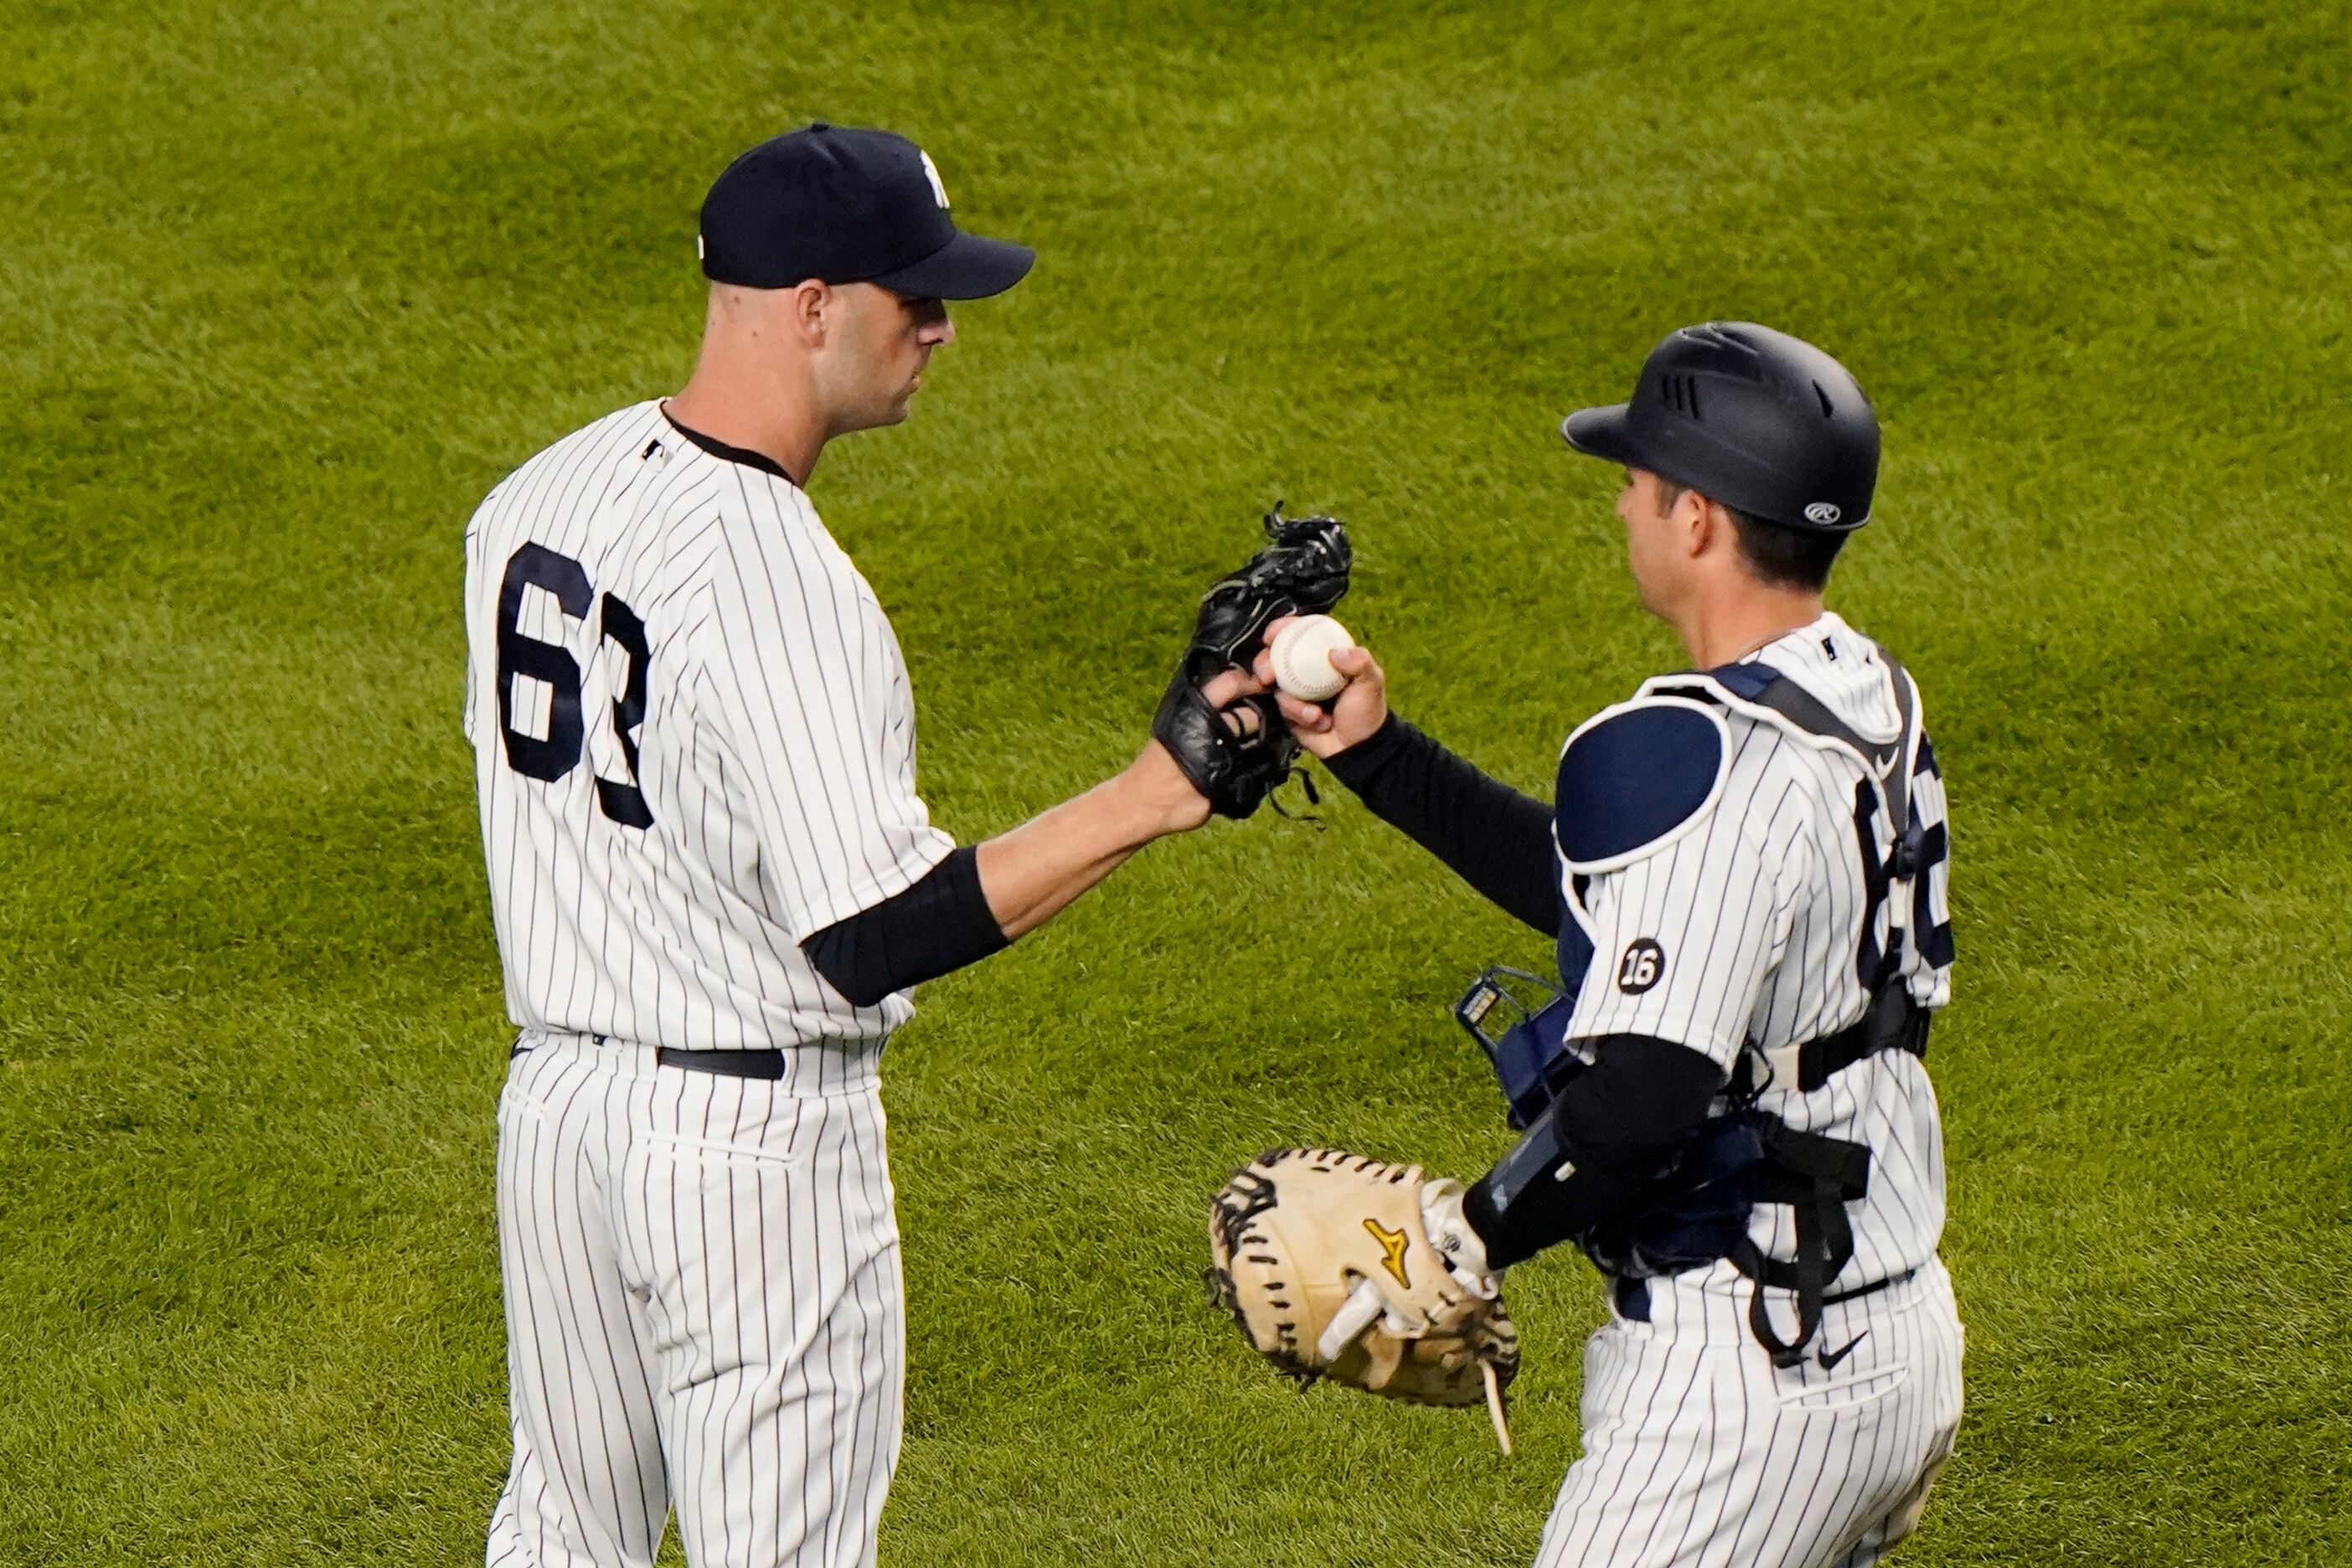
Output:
(1553, 696), (1730, 873)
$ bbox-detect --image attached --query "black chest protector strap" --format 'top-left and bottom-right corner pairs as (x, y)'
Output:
(1741, 981), (1932, 1098)
(1645, 645), (1932, 1366)
(1703, 650), (1915, 813)
(1726, 1121), (1872, 1367)
(1669, 648), (1919, 883)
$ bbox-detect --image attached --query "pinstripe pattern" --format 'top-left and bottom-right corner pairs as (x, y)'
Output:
(462, 401), (954, 1053)
(1536, 1261), (1963, 1568)
(486, 1033), (902, 1568)
(463, 405), (938, 1565)
(1535, 615), (1961, 1565)
(1558, 614), (1954, 1309)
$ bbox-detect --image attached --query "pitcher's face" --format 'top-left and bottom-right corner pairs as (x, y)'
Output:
(819, 282), (955, 431)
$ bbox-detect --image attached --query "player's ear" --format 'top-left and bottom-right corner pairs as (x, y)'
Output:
(789, 279), (833, 346)
(1679, 487), (1721, 560)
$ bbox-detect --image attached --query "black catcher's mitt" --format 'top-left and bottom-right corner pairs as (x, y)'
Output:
(1152, 504), (1352, 818)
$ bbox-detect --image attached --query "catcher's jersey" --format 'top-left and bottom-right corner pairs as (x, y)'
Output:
(1557, 611), (1955, 1300)
(462, 400), (953, 1051)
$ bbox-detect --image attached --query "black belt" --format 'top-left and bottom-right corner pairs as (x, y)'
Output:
(1826, 1266), (1919, 1307)
(1613, 1264), (1920, 1325)
(655, 1047), (786, 1080)
(508, 1036), (791, 1080)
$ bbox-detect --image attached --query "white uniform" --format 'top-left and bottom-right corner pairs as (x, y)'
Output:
(462, 400), (949, 1567)
(1535, 611), (1963, 1568)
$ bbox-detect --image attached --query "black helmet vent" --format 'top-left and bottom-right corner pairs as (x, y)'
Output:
(1560, 321), (1878, 533)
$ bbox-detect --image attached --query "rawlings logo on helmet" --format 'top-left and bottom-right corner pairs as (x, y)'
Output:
(1804, 502), (1843, 525)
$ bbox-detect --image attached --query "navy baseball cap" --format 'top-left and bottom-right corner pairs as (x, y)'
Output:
(698, 123), (1034, 299)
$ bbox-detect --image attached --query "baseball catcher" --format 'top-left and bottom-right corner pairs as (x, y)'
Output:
(1151, 505), (1351, 819)
(1204, 324), (1963, 1567)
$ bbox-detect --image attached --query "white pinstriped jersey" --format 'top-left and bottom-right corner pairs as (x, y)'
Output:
(1558, 611), (1954, 1301)
(462, 400), (954, 1052)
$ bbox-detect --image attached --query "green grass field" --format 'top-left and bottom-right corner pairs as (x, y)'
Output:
(6, 2), (2349, 1563)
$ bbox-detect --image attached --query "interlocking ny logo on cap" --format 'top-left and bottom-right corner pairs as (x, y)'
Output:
(919, 150), (950, 209)
(1805, 502), (1843, 525)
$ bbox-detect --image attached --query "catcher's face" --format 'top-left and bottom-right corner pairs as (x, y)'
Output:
(1617, 467), (1692, 617)
(814, 282), (954, 433)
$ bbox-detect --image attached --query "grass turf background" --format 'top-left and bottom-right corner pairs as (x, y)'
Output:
(4, 1), (2349, 1563)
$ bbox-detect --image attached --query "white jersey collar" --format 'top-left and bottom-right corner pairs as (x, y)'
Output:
(1730, 611), (1905, 745)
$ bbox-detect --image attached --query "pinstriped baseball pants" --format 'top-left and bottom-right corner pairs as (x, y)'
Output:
(1534, 1259), (1963, 1568)
(485, 1032), (905, 1568)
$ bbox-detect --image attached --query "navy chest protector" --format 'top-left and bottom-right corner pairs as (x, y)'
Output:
(1456, 648), (1936, 1367)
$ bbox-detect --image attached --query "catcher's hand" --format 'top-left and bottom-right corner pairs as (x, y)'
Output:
(1152, 505), (1351, 819)
(1206, 1148), (1519, 1452)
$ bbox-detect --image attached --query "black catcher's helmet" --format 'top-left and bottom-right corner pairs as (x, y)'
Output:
(1560, 322), (1880, 532)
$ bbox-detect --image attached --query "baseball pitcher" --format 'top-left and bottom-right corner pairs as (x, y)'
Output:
(463, 122), (1337, 1568)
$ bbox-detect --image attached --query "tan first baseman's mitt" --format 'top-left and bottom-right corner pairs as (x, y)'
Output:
(1206, 1148), (1520, 1451)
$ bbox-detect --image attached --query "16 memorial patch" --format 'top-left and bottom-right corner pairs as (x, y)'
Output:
(1617, 938), (1665, 993)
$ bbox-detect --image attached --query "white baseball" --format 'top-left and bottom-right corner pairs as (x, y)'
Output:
(1268, 615), (1355, 702)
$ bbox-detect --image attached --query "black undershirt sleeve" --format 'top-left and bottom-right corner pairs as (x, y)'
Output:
(1321, 715), (1562, 936)
(800, 845), (1010, 1008)
(1462, 1034), (1725, 1271)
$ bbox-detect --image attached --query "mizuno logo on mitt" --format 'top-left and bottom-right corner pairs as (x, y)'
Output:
(1363, 1216), (1411, 1288)
(1204, 1148), (1520, 1447)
